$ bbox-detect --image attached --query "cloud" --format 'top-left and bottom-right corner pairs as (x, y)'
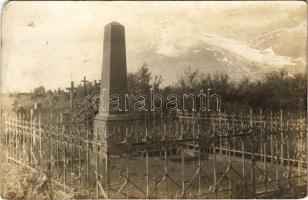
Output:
(200, 33), (296, 68)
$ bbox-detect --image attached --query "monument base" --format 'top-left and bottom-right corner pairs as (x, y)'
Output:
(93, 113), (135, 156)
(94, 113), (135, 121)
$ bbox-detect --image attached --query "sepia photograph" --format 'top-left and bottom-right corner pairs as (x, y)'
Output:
(0, 1), (307, 199)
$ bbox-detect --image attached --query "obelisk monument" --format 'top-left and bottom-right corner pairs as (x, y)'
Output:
(93, 22), (132, 156)
(99, 21), (128, 117)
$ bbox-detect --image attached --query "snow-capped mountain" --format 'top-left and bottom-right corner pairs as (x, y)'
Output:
(133, 31), (303, 86)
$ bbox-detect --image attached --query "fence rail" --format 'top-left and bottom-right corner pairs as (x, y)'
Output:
(1, 109), (307, 199)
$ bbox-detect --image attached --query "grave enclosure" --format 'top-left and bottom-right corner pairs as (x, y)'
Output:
(1, 22), (307, 199)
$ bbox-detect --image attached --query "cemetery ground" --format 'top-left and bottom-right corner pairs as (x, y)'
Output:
(1, 139), (306, 199)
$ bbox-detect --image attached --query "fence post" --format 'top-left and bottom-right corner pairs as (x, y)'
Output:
(64, 131), (66, 195)
(163, 124), (169, 198)
(218, 111), (222, 155)
(21, 115), (25, 163)
(286, 112), (290, 178)
(227, 115), (232, 198)
(240, 112), (246, 198)
(56, 116), (60, 181)
(197, 124), (201, 198)
(105, 133), (110, 199)
(270, 111), (273, 164)
(192, 120), (195, 166)
(5, 113), (8, 162)
(16, 114), (19, 161)
(145, 127), (149, 199)
(232, 113), (235, 156)
(280, 110), (284, 166)
(50, 130), (53, 179)
(260, 109), (263, 163)
(87, 131), (90, 198)
(181, 123), (185, 198)
(250, 109), (256, 198)
(275, 115), (279, 189)
(126, 164), (129, 199)
(261, 109), (268, 193)
(298, 114), (302, 185)
(71, 120), (74, 177)
(78, 129), (82, 189)
(38, 114), (42, 166)
(212, 117), (217, 198)
(96, 146), (99, 199)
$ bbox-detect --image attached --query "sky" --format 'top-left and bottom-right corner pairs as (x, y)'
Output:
(1, 1), (307, 92)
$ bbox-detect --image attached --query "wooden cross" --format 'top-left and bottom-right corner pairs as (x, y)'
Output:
(81, 76), (89, 96)
(66, 81), (76, 111)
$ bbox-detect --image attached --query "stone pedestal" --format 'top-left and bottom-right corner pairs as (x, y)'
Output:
(93, 114), (134, 156)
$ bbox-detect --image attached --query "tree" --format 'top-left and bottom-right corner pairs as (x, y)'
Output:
(178, 67), (200, 91)
(137, 63), (152, 94)
(32, 86), (46, 98)
(153, 75), (163, 92)
(127, 63), (152, 95)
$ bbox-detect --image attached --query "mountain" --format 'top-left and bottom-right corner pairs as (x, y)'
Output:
(131, 32), (302, 87)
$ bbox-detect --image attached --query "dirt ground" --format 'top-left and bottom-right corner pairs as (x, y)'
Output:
(102, 154), (306, 198)
(0, 148), (306, 199)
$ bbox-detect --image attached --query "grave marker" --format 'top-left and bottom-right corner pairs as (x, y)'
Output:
(93, 22), (132, 156)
